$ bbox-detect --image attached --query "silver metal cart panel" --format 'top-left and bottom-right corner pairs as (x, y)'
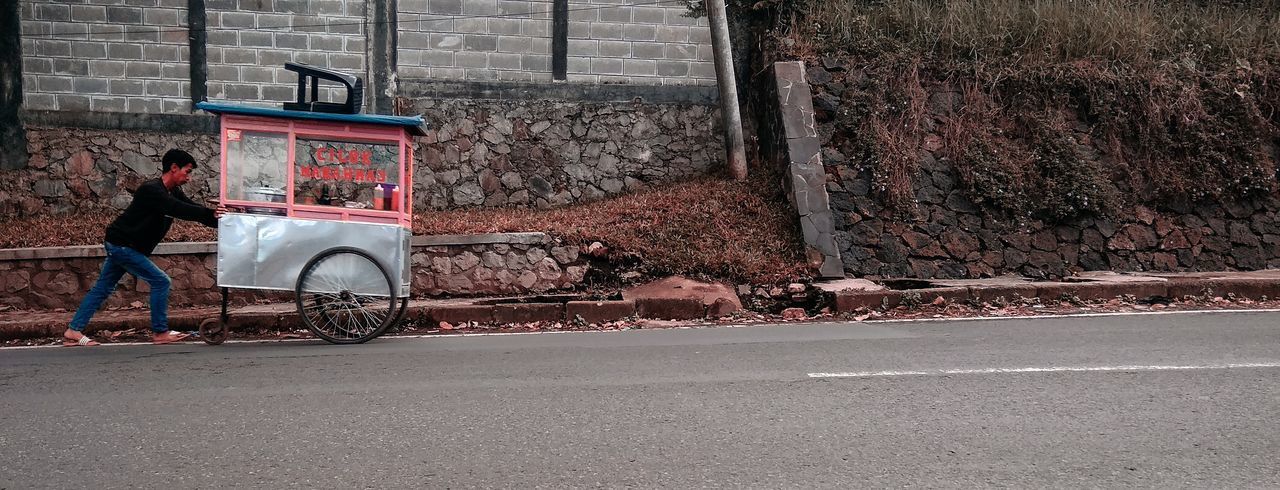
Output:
(217, 213), (411, 296)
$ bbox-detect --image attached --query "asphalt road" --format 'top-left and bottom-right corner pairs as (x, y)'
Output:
(2, 311), (1278, 488)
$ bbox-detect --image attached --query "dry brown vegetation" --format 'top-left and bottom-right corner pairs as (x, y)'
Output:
(417, 174), (811, 283)
(808, 0), (1280, 67)
(412, 176), (808, 284)
(779, 0), (1280, 221)
(0, 175), (811, 284)
(0, 215), (219, 250)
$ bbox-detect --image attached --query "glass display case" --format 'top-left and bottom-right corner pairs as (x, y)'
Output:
(224, 130), (289, 214)
(206, 105), (421, 228)
(293, 137), (402, 211)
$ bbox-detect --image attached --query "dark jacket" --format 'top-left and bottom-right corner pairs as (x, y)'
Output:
(105, 178), (217, 255)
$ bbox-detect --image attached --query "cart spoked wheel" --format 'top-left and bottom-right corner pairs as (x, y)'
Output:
(295, 247), (397, 344)
(199, 317), (229, 345)
(392, 297), (410, 328)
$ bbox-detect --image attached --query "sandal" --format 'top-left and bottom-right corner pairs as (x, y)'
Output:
(62, 335), (100, 347)
(152, 331), (190, 344)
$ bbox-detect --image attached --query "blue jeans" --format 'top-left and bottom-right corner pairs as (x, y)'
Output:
(69, 242), (172, 333)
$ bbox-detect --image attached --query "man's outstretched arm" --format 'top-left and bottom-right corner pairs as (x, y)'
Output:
(141, 185), (219, 227)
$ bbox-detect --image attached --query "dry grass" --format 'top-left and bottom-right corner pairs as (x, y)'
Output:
(786, 0), (1280, 220)
(868, 60), (929, 207)
(415, 175), (811, 283)
(809, 0), (1280, 68)
(0, 216), (218, 250)
(0, 175), (811, 284)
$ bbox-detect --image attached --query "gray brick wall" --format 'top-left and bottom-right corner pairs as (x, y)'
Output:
(207, 0), (369, 106)
(398, 0), (715, 85)
(398, 0), (554, 81)
(20, 0), (192, 114)
(563, 0), (715, 85)
(18, 0), (713, 117)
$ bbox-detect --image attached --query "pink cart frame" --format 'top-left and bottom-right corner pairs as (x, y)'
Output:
(218, 114), (415, 229)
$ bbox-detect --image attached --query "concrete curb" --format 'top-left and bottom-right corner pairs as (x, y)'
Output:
(829, 272), (1280, 313)
(0, 297), (655, 341)
(567, 300), (636, 323)
(6, 271), (1280, 341)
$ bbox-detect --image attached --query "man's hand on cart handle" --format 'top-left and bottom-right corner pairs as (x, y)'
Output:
(206, 198), (241, 217)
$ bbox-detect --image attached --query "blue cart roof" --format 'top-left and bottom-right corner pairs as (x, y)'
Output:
(196, 101), (428, 136)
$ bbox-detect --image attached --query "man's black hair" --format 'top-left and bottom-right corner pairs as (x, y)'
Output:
(161, 149), (197, 173)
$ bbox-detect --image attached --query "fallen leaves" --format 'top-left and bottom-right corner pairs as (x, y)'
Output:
(781, 307), (808, 320)
(2, 175), (813, 284)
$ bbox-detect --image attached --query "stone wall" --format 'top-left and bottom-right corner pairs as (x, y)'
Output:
(410, 97), (723, 209)
(3, 127), (220, 217)
(757, 62), (842, 278)
(412, 233), (587, 295)
(0, 233), (591, 311)
(7, 90), (723, 217)
(9, 0), (729, 210)
(800, 61), (1280, 279)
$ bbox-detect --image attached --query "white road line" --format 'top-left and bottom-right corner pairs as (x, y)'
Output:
(850, 308), (1280, 325)
(808, 362), (1280, 378)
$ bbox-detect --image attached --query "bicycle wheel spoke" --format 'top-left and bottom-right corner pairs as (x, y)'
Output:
(296, 248), (396, 344)
(355, 302), (381, 330)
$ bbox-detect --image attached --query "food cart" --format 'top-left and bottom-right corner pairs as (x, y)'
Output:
(195, 63), (427, 344)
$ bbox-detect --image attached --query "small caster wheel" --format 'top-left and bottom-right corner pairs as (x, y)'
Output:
(199, 317), (229, 345)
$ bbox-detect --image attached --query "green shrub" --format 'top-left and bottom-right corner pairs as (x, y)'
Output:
(1026, 120), (1120, 220)
(956, 137), (1031, 216)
